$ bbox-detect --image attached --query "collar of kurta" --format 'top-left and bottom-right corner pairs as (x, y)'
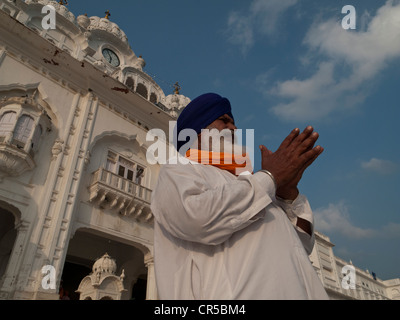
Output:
(185, 149), (253, 176)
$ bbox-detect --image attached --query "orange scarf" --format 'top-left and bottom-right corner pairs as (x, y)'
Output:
(185, 149), (253, 176)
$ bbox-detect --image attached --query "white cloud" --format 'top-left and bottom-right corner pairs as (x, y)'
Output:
(361, 158), (398, 175)
(249, 0), (298, 35)
(226, 0), (298, 54)
(314, 201), (400, 240)
(226, 12), (255, 54)
(305, 1), (400, 67)
(266, 0), (400, 122)
(268, 61), (341, 121)
(314, 202), (376, 239)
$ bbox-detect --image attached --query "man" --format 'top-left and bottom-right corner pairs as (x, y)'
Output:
(151, 93), (329, 300)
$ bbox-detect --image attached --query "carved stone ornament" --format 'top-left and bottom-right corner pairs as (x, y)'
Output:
(51, 139), (64, 161)
(87, 16), (129, 45)
(0, 144), (35, 177)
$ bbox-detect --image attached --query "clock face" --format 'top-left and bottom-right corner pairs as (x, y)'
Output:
(102, 48), (120, 67)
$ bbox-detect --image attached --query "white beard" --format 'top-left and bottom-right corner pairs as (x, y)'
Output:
(200, 128), (247, 156)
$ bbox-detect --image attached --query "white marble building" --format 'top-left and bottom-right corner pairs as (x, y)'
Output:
(0, 0), (398, 300)
(0, 0), (190, 301)
(310, 232), (400, 300)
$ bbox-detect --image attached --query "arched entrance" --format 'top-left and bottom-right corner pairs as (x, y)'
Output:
(61, 228), (149, 300)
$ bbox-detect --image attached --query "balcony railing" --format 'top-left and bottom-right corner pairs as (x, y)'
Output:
(88, 167), (153, 222)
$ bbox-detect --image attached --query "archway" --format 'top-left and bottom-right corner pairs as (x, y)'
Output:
(0, 206), (18, 282)
(62, 228), (148, 300)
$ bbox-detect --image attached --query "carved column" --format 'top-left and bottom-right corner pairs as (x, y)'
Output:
(144, 253), (157, 300)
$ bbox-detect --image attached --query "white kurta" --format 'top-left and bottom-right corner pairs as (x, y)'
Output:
(151, 156), (329, 300)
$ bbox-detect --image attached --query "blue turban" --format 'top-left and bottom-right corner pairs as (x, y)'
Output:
(175, 93), (234, 153)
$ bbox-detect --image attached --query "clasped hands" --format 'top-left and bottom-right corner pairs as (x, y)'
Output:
(260, 126), (324, 201)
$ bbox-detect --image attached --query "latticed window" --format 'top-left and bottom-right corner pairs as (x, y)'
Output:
(106, 150), (118, 172)
(150, 92), (157, 104)
(0, 111), (17, 138)
(0, 109), (45, 154)
(136, 83), (148, 99)
(13, 115), (35, 148)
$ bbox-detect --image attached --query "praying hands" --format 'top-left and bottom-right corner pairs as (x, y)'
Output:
(260, 126), (324, 201)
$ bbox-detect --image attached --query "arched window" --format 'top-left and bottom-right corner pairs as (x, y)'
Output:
(0, 111), (17, 138)
(126, 77), (135, 91)
(13, 115), (34, 148)
(150, 92), (158, 104)
(136, 83), (148, 99)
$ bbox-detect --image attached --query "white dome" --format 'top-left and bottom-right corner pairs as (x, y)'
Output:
(92, 253), (117, 275)
(163, 94), (191, 111)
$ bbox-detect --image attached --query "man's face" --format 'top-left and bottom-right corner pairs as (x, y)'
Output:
(197, 114), (239, 153)
(206, 114), (237, 132)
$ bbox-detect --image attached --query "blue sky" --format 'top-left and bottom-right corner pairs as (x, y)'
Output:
(67, 0), (400, 280)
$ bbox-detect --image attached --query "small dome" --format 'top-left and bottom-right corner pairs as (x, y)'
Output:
(163, 94), (191, 111)
(77, 14), (90, 29)
(135, 56), (146, 70)
(92, 253), (117, 275)
(161, 94), (191, 118)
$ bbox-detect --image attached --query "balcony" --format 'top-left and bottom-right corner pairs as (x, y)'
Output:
(0, 139), (35, 177)
(88, 167), (153, 223)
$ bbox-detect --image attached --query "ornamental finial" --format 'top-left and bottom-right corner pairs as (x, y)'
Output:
(174, 82), (181, 95)
(105, 10), (111, 20)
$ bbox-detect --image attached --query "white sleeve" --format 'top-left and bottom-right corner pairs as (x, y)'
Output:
(276, 194), (316, 255)
(151, 164), (276, 246)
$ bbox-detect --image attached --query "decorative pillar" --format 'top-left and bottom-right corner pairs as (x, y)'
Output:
(144, 253), (157, 300)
